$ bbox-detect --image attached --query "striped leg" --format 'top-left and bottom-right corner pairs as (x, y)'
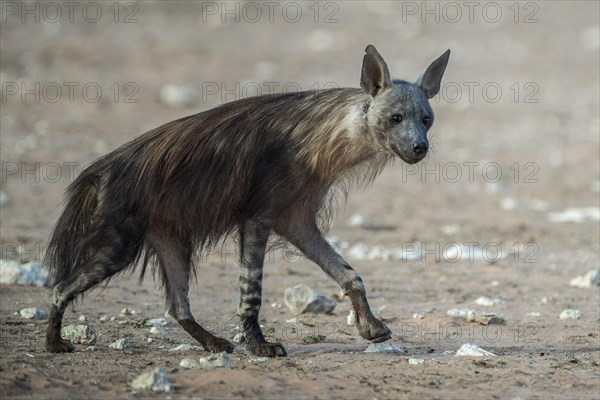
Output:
(238, 218), (286, 357)
(276, 220), (391, 343)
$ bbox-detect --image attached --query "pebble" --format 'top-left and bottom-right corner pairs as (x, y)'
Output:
(347, 242), (369, 260)
(474, 296), (505, 306)
(78, 315), (87, 322)
(169, 344), (204, 352)
(147, 317), (168, 326)
(131, 368), (173, 392)
(0, 260), (50, 287)
(19, 307), (46, 320)
(348, 213), (366, 227)
(456, 343), (496, 357)
(440, 224), (461, 236)
(547, 207), (600, 223)
(249, 357), (270, 363)
(149, 326), (167, 334)
(527, 312), (542, 317)
(364, 342), (405, 354)
(412, 313), (424, 319)
(559, 309), (581, 320)
(109, 338), (130, 350)
(500, 197), (518, 211)
(569, 270), (600, 288)
(158, 84), (200, 108)
(61, 324), (97, 345)
(408, 358), (425, 365)
(466, 310), (506, 325)
(283, 284), (337, 315)
(233, 332), (246, 343)
(447, 308), (471, 317)
(180, 352), (232, 369)
(120, 307), (139, 316)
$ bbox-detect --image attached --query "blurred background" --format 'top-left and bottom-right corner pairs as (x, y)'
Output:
(0, 2), (598, 398)
(1, 1), (598, 259)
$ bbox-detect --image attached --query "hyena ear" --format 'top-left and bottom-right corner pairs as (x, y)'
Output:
(415, 49), (450, 99)
(360, 45), (392, 97)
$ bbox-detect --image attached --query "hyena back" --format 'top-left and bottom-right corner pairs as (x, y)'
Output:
(45, 45), (450, 356)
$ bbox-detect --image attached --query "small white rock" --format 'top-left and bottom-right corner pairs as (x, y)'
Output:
(78, 315), (87, 322)
(99, 315), (110, 322)
(413, 313), (424, 319)
(180, 358), (200, 369)
(120, 307), (139, 316)
(547, 207), (600, 223)
(233, 332), (246, 343)
(283, 284), (336, 315)
(559, 309), (581, 320)
(149, 326), (167, 334)
(569, 270), (600, 288)
(180, 352), (232, 369)
(447, 308), (471, 317)
(147, 317), (168, 326)
(440, 224), (461, 236)
(109, 338), (130, 350)
(474, 296), (505, 306)
(408, 358), (425, 365)
(169, 344), (203, 352)
(0, 260), (50, 287)
(131, 368), (173, 392)
(249, 357), (269, 363)
(500, 197), (518, 211)
(526, 312), (542, 317)
(456, 343), (496, 357)
(466, 310), (505, 325)
(364, 342), (405, 353)
(19, 307), (46, 320)
(158, 84), (199, 108)
(61, 324), (97, 345)
(347, 242), (369, 260)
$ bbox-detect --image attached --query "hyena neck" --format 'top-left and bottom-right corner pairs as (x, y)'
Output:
(296, 88), (386, 185)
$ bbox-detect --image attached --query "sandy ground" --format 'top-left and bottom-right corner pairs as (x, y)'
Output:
(1, 1), (599, 399)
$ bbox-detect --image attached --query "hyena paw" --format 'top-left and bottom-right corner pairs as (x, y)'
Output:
(46, 337), (75, 353)
(358, 319), (392, 343)
(247, 341), (287, 357)
(205, 337), (235, 353)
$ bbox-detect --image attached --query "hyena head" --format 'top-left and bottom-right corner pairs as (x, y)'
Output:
(360, 45), (450, 164)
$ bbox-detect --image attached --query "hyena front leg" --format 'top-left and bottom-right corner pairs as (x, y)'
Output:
(238, 218), (287, 357)
(276, 221), (391, 343)
(149, 233), (234, 353)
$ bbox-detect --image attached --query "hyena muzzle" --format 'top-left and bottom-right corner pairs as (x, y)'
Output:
(45, 45), (450, 357)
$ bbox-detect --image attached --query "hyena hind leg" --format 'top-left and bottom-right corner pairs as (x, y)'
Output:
(46, 225), (140, 353)
(149, 234), (234, 353)
(239, 218), (287, 357)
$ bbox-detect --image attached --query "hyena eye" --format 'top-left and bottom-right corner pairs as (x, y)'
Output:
(391, 114), (402, 123)
(422, 116), (431, 125)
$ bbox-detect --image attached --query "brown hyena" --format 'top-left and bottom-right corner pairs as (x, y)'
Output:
(45, 45), (450, 357)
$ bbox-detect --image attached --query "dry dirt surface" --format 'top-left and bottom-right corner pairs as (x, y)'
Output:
(1, 1), (599, 399)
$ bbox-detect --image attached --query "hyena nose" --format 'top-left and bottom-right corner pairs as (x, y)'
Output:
(412, 141), (429, 155)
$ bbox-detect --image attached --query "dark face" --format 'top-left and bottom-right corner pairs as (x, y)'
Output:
(374, 82), (434, 164)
